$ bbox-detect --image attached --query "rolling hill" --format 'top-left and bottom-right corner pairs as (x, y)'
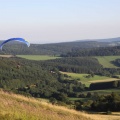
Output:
(0, 37), (120, 55)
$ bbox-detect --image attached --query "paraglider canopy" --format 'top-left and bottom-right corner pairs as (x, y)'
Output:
(0, 38), (30, 50)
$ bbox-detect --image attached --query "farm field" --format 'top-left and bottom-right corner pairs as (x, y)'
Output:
(60, 71), (114, 87)
(95, 56), (120, 68)
(17, 55), (60, 60)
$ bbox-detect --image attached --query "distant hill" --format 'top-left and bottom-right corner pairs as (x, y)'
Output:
(76, 37), (120, 43)
(95, 37), (120, 42)
(0, 37), (120, 55)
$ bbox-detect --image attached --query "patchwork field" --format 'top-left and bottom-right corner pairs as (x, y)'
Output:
(60, 71), (114, 87)
(95, 56), (120, 68)
(17, 55), (60, 60)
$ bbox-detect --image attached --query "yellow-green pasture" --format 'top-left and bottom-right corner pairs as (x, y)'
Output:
(17, 55), (61, 60)
(95, 56), (120, 68)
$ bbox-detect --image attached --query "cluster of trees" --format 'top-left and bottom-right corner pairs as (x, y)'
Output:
(91, 92), (120, 111)
(61, 46), (120, 57)
(113, 59), (120, 67)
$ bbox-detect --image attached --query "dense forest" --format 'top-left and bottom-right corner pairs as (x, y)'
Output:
(40, 57), (102, 73)
(61, 46), (120, 57)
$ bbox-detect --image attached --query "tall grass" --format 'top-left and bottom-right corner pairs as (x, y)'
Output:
(0, 89), (91, 120)
(0, 89), (119, 120)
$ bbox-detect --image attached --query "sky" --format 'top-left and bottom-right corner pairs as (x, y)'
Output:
(0, 0), (120, 44)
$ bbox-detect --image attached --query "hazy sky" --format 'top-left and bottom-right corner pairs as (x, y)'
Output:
(0, 0), (120, 43)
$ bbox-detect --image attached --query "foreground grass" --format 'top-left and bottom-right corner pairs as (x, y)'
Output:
(0, 89), (92, 120)
(17, 55), (60, 60)
(60, 72), (111, 87)
(0, 89), (119, 120)
(95, 56), (120, 68)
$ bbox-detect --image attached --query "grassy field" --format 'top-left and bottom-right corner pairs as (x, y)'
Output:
(17, 55), (60, 60)
(60, 71), (113, 87)
(95, 56), (120, 68)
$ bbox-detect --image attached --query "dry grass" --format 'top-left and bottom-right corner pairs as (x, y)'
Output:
(89, 78), (119, 83)
(0, 89), (120, 120)
(0, 55), (13, 58)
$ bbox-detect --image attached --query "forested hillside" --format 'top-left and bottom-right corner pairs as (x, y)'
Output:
(0, 38), (120, 55)
(0, 57), (87, 99)
(40, 57), (102, 73)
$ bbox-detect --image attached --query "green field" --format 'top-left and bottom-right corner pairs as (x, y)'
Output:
(95, 56), (120, 68)
(17, 55), (60, 60)
(60, 72), (112, 87)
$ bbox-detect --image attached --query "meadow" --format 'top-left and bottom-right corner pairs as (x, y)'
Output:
(60, 71), (114, 87)
(95, 56), (120, 68)
(17, 55), (60, 60)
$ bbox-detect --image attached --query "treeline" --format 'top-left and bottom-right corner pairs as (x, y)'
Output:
(91, 92), (120, 112)
(40, 57), (102, 74)
(61, 46), (120, 57)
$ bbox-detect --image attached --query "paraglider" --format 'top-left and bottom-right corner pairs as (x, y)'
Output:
(0, 38), (30, 50)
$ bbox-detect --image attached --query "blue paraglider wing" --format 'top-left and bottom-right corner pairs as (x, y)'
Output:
(0, 38), (30, 50)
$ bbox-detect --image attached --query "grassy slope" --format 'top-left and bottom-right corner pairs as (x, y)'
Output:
(95, 56), (120, 68)
(0, 89), (92, 120)
(0, 90), (119, 120)
(17, 55), (60, 60)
